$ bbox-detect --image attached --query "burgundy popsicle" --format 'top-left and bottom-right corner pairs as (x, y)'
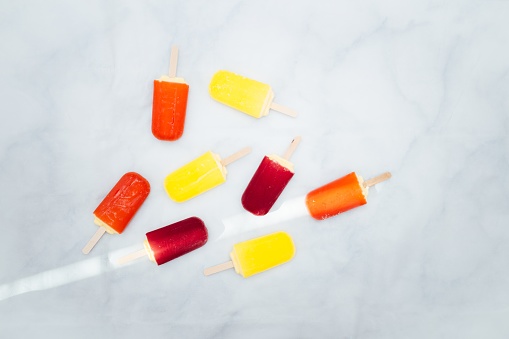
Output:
(117, 216), (208, 266)
(241, 136), (301, 216)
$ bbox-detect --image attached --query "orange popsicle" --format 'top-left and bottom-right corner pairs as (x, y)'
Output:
(152, 46), (189, 141)
(152, 80), (189, 140)
(82, 172), (150, 254)
(306, 172), (391, 220)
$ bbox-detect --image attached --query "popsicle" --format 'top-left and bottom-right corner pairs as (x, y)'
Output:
(82, 172), (150, 254)
(152, 46), (189, 141)
(204, 231), (295, 278)
(306, 171), (392, 220)
(209, 70), (298, 119)
(164, 147), (251, 203)
(117, 217), (208, 266)
(241, 136), (302, 216)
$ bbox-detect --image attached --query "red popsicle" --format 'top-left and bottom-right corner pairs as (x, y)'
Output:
(117, 217), (208, 266)
(241, 137), (301, 216)
(83, 172), (150, 254)
(152, 46), (189, 141)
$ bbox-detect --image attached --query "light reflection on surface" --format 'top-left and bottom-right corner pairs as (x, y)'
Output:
(219, 195), (308, 240)
(0, 244), (143, 301)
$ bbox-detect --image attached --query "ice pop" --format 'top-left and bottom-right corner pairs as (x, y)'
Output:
(82, 172), (150, 254)
(306, 171), (391, 220)
(242, 136), (302, 216)
(152, 46), (189, 141)
(209, 70), (298, 119)
(164, 147), (251, 203)
(204, 231), (295, 278)
(117, 217), (208, 266)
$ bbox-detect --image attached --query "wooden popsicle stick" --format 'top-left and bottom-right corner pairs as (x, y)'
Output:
(82, 227), (106, 255)
(270, 102), (298, 117)
(203, 261), (234, 276)
(116, 249), (147, 265)
(168, 45), (179, 78)
(221, 147), (252, 167)
(363, 172), (392, 188)
(282, 136), (302, 160)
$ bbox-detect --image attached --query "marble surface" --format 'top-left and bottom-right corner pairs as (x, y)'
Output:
(1, 0), (509, 338)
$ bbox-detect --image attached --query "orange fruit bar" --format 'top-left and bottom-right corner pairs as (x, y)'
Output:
(93, 172), (151, 234)
(305, 172), (367, 220)
(152, 79), (189, 141)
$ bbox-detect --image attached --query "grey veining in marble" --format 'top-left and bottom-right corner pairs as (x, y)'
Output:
(1, 0), (509, 338)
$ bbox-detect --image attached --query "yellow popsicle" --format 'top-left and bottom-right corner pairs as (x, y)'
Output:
(164, 151), (226, 202)
(209, 70), (273, 118)
(164, 148), (251, 203)
(204, 231), (295, 278)
(209, 70), (297, 118)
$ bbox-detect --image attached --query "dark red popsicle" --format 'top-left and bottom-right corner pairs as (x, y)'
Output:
(241, 137), (301, 216)
(241, 155), (295, 216)
(145, 216), (208, 265)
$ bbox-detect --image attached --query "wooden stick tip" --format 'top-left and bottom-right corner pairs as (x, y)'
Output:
(363, 171), (392, 188)
(282, 136), (302, 160)
(82, 227), (106, 255)
(203, 261), (234, 276)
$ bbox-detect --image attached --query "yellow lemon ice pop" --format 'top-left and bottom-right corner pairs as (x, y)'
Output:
(164, 147), (251, 203)
(204, 231), (295, 278)
(209, 70), (298, 119)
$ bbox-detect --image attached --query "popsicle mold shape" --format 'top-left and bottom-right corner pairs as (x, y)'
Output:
(164, 147), (251, 203)
(83, 172), (150, 254)
(117, 217), (208, 266)
(152, 46), (189, 141)
(241, 137), (301, 216)
(306, 171), (391, 220)
(209, 70), (297, 118)
(152, 79), (189, 140)
(204, 231), (295, 278)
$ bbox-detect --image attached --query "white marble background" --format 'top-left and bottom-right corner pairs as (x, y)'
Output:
(1, 0), (508, 338)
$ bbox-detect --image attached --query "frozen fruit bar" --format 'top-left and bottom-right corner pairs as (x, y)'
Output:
(209, 70), (297, 119)
(83, 172), (150, 254)
(306, 171), (391, 220)
(152, 46), (189, 141)
(241, 137), (301, 216)
(164, 147), (251, 203)
(204, 231), (295, 278)
(117, 217), (208, 266)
